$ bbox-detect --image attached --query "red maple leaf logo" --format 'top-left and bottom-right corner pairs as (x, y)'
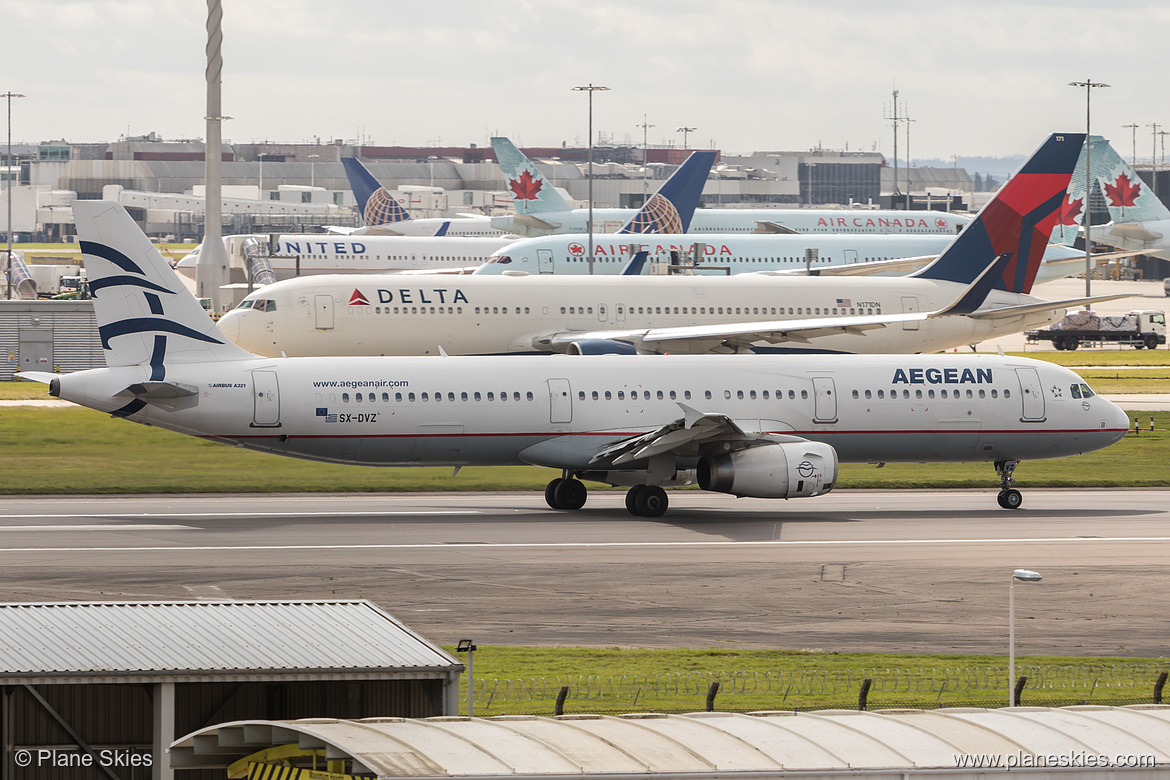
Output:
(1060, 196), (1084, 225)
(1104, 173), (1142, 207)
(349, 289), (369, 306)
(934, 217), (948, 230)
(568, 242), (585, 256)
(508, 169), (543, 201)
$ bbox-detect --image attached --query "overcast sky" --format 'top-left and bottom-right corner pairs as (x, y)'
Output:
(3, 0), (1167, 163)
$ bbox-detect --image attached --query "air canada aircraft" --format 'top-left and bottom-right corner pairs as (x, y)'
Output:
(491, 136), (973, 237)
(218, 132), (1124, 358)
(21, 194), (1128, 515)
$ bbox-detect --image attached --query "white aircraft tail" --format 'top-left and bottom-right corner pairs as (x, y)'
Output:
(72, 200), (255, 370)
(491, 136), (573, 214)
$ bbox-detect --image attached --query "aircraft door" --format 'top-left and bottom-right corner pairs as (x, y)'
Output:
(548, 378), (572, 424)
(844, 249), (859, 265)
(537, 249), (554, 274)
(812, 377), (838, 423)
(251, 370), (281, 427)
(901, 296), (920, 331)
(1015, 367), (1046, 421)
(314, 294), (334, 329)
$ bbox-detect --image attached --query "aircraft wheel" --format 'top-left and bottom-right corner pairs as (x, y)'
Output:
(625, 486), (645, 516)
(553, 478), (587, 511)
(545, 478), (564, 509)
(635, 485), (669, 517)
(997, 489), (1023, 510)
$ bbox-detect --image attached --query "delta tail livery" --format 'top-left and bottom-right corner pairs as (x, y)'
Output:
(219, 132), (1127, 358)
(22, 199), (1127, 515)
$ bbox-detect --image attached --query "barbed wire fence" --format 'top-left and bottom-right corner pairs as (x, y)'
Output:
(470, 664), (1170, 715)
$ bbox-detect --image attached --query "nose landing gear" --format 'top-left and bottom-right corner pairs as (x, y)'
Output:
(995, 460), (1023, 509)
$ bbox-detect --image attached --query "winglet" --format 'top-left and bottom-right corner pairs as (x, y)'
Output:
(619, 250), (650, 276)
(931, 253), (1014, 317)
(619, 150), (716, 234)
(342, 157), (413, 227)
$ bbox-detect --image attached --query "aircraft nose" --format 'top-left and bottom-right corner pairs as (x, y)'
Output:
(217, 310), (240, 342)
(1105, 396), (1131, 434)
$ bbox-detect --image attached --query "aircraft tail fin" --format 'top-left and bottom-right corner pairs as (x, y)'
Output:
(491, 137), (573, 215)
(72, 200), (255, 370)
(914, 132), (1084, 295)
(342, 157), (413, 227)
(1090, 135), (1170, 224)
(618, 150), (716, 234)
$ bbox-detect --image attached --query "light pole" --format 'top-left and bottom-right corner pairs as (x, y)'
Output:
(455, 639), (477, 717)
(307, 153), (320, 188)
(572, 83), (609, 274)
(1122, 123), (1140, 166)
(676, 126), (695, 152)
(1008, 568), (1042, 707)
(637, 114), (654, 201)
(1069, 80), (1110, 304)
(258, 152), (274, 198)
(3, 91), (25, 301)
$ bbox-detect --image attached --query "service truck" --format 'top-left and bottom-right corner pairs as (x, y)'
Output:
(1025, 310), (1166, 350)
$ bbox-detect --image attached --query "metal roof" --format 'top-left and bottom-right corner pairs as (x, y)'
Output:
(172, 706), (1170, 777)
(0, 600), (460, 684)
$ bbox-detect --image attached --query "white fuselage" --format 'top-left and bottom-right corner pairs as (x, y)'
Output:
(492, 208), (972, 238)
(472, 233), (1085, 285)
(1093, 218), (1170, 262)
(49, 353), (1128, 471)
(176, 234), (516, 280)
(218, 273), (1066, 358)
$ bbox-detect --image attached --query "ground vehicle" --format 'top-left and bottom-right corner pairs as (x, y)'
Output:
(1026, 310), (1166, 350)
(1163, 278), (1169, 297)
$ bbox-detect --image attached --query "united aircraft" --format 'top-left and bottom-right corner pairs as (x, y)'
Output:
(175, 152), (715, 282)
(21, 192), (1128, 514)
(491, 136), (973, 237)
(218, 133), (1122, 358)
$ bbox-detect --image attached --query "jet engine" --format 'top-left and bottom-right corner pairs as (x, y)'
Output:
(565, 339), (638, 355)
(697, 441), (838, 498)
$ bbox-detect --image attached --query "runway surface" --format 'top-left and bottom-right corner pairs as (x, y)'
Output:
(1, 489), (1166, 657)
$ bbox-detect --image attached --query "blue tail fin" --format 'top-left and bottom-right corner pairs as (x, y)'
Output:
(342, 157), (413, 227)
(914, 133), (1084, 295)
(618, 151), (715, 234)
(491, 137), (573, 215)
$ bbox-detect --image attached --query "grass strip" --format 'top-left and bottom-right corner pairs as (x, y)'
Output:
(439, 647), (1170, 715)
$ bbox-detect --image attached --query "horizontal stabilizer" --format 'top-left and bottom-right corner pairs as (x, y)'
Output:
(969, 293), (1133, 320)
(16, 371), (56, 385)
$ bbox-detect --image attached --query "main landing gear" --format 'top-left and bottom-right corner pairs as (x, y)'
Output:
(625, 485), (668, 517)
(995, 460), (1023, 509)
(543, 474), (670, 517)
(545, 474), (587, 510)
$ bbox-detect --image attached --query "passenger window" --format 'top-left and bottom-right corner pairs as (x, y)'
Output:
(669, 390), (677, 400)
(657, 390), (664, 400)
(474, 392), (481, 401)
(725, 390), (732, 399)
(618, 391), (625, 400)
(877, 389), (884, 399)
(852, 390), (859, 399)
(487, 392), (494, 401)
(1004, 389), (1011, 398)
(408, 392), (416, 402)
(420, 393), (427, 402)
(395, 392), (403, 402)
(526, 392), (534, 401)
(705, 390), (712, 399)
(605, 391), (612, 400)
(342, 392), (350, 402)
(800, 390), (808, 399)
(461, 392), (469, 401)
(991, 389), (998, 398)
(684, 390), (691, 400)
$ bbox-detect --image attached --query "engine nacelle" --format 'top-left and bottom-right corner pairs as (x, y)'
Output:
(697, 442), (838, 499)
(565, 339), (637, 356)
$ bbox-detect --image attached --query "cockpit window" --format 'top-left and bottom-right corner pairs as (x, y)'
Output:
(1070, 384), (1082, 399)
(1080, 383), (1094, 398)
(251, 299), (277, 312)
(237, 300), (254, 309)
(493, 255), (511, 264)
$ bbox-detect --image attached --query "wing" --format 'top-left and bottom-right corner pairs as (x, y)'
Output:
(587, 404), (793, 466)
(968, 293), (1133, 321)
(751, 220), (800, 234)
(538, 254), (1009, 353)
(749, 255), (936, 277)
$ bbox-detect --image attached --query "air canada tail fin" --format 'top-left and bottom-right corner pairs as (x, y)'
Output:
(618, 150), (716, 235)
(1089, 135), (1170, 224)
(913, 132), (1084, 295)
(342, 157), (413, 227)
(72, 200), (255, 370)
(491, 137), (574, 215)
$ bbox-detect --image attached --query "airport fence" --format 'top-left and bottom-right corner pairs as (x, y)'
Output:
(470, 663), (1170, 716)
